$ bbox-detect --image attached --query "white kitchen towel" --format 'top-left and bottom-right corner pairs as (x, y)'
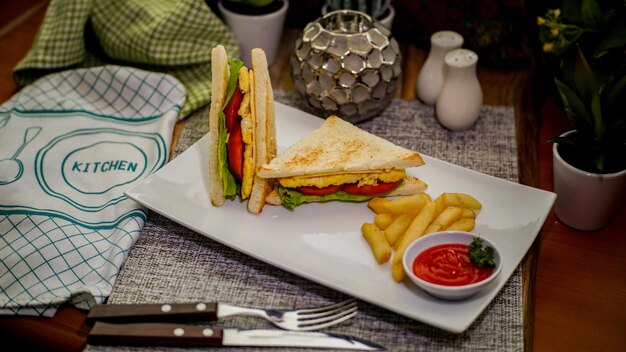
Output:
(0, 65), (186, 316)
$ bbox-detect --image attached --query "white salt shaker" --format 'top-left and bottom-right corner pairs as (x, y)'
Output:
(416, 31), (464, 106)
(435, 49), (483, 131)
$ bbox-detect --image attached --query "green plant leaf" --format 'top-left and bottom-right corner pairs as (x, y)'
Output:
(580, 0), (602, 27)
(555, 77), (594, 129)
(573, 46), (599, 106)
(547, 136), (578, 146)
(563, 0), (584, 25)
(590, 92), (603, 138)
(592, 21), (626, 58)
(570, 46), (606, 138)
(593, 152), (605, 172)
(603, 73), (626, 124)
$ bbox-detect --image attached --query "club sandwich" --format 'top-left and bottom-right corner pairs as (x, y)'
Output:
(257, 115), (427, 209)
(208, 45), (277, 214)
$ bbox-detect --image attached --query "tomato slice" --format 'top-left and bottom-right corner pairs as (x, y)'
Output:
(227, 124), (244, 181)
(295, 185), (342, 196)
(224, 88), (243, 132)
(341, 181), (401, 196)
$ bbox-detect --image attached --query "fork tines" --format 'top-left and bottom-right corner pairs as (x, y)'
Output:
(296, 299), (358, 330)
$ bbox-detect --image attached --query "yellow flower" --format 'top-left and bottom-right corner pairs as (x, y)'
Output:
(537, 16), (546, 25)
(547, 8), (561, 19)
(551, 28), (560, 36)
(543, 42), (555, 52)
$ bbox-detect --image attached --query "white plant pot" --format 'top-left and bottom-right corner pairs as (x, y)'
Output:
(218, 0), (288, 67)
(378, 5), (395, 29)
(553, 130), (626, 230)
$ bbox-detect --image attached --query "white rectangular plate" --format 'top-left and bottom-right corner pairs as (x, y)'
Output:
(125, 102), (555, 333)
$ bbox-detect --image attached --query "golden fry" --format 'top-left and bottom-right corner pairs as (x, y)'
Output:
(367, 198), (393, 214)
(374, 213), (397, 230)
(384, 211), (418, 247)
(445, 218), (476, 232)
(367, 193), (430, 214)
(420, 193), (433, 203)
(424, 206), (463, 235)
(391, 202), (437, 282)
(361, 223), (392, 264)
(461, 208), (476, 219)
(441, 193), (482, 210)
(391, 252), (406, 283)
(433, 195), (447, 217)
(397, 202), (437, 248)
(424, 222), (442, 235)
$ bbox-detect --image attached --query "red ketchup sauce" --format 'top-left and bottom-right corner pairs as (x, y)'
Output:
(412, 243), (493, 286)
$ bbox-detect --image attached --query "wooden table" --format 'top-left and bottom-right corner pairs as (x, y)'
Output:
(1, 2), (625, 351)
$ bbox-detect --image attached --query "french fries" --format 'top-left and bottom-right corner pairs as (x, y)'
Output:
(361, 223), (392, 264)
(441, 192), (482, 210)
(367, 193), (431, 214)
(384, 211), (418, 247)
(424, 206), (463, 235)
(374, 213), (396, 230)
(446, 218), (475, 231)
(361, 192), (482, 282)
(391, 201), (437, 281)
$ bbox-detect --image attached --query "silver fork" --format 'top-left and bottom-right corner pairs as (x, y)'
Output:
(218, 298), (358, 331)
(87, 299), (358, 331)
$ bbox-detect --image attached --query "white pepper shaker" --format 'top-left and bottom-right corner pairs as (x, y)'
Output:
(416, 31), (464, 106)
(435, 49), (483, 131)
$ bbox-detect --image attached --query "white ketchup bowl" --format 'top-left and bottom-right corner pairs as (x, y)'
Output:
(402, 231), (502, 300)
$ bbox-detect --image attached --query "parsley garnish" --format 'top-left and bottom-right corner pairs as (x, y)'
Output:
(468, 237), (496, 268)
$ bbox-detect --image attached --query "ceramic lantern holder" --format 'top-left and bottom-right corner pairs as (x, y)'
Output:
(291, 10), (402, 123)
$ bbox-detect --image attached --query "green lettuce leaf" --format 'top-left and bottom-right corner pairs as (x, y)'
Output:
(225, 58), (244, 103)
(277, 184), (375, 210)
(219, 111), (239, 198)
(217, 58), (244, 199)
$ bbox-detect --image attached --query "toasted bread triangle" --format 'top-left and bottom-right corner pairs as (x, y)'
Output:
(208, 45), (276, 214)
(247, 48), (276, 214)
(208, 45), (229, 207)
(257, 116), (424, 178)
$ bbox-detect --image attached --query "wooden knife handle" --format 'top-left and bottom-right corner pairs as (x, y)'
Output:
(88, 322), (224, 347)
(87, 302), (219, 323)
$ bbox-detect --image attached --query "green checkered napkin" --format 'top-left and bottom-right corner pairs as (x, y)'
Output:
(13, 0), (240, 118)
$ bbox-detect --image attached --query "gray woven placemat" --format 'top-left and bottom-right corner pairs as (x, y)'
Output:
(86, 91), (522, 351)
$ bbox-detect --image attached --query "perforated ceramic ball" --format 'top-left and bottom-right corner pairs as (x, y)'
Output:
(290, 10), (401, 123)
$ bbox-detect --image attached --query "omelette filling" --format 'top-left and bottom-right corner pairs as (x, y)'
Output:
(278, 169), (406, 189)
(238, 67), (255, 199)
(275, 170), (406, 210)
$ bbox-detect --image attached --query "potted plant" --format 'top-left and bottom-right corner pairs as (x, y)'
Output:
(219, 0), (283, 15)
(537, 0), (626, 230)
(322, 0), (394, 29)
(217, 0), (289, 66)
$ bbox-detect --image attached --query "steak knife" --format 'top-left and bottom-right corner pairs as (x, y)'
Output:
(88, 322), (385, 350)
(87, 302), (221, 323)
